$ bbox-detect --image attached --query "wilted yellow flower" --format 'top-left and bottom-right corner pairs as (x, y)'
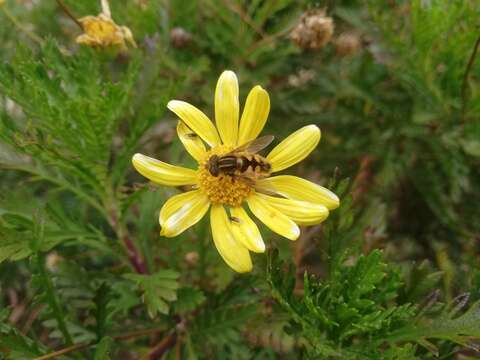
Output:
(76, 0), (136, 50)
(132, 71), (339, 273)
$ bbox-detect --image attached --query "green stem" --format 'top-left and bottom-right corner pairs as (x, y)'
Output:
(36, 254), (74, 345)
(1, 6), (44, 45)
(30, 213), (73, 345)
(461, 34), (480, 120)
(1, 162), (108, 220)
(197, 222), (208, 282)
(31, 215), (73, 346)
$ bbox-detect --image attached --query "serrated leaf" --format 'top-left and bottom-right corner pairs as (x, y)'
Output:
(93, 283), (112, 340)
(175, 287), (206, 313)
(124, 270), (180, 317)
(94, 336), (114, 360)
(0, 331), (45, 359)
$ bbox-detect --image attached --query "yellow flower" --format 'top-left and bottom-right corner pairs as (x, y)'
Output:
(76, 0), (136, 50)
(132, 71), (339, 273)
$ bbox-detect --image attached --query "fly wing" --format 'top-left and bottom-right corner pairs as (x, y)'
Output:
(229, 135), (274, 154)
(233, 173), (279, 197)
(253, 179), (279, 197)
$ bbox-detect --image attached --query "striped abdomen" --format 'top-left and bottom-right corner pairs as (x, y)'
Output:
(216, 153), (271, 178)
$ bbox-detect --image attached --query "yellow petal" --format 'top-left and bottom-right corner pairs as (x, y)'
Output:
(238, 85), (270, 145)
(159, 190), (209, 237)
(132, 153), (197, 186)
(246, 194), (300, 241)
(210, 205), (252, 273)
(167, 100), (220, 147)
(229, 207), (265, 253)
(215, 70), (239, 145)
(176, 121), (206, 161)
(257, 194), (329, 226)
(257, 175), (340, 210)
(267, 125), (320, 172)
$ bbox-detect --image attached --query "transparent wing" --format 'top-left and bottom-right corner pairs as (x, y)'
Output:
(233, 173), (279, 197)
(253, 179), (279, 197)
(230, 135), (274, 154)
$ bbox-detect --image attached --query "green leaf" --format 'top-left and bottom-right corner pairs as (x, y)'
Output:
(175, 287), (206, 313)
(387, 298), (480, 350)
(93, 283), (112, 341)
(94, 336), (114, 360)
(124, 270), (180, 317)
(0, 331), (45, 359)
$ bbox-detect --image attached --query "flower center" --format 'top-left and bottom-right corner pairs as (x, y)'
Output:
(197, 145), (254, 207)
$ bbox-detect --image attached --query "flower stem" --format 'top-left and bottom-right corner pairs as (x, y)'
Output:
(109, 209), (147, 274)
(105, 182), (147, 274)
(139, 331), (177, 360)
(33, 327), (167, 360)
(55, 0), (83, 29)
(100, 0), (111, 18)
(461, 35), (480, 120)
(1, 5), (43, 45)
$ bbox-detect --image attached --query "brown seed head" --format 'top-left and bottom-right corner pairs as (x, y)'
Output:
(170, 27), (192, 48)
(290, 9), (334, 50)
(184, 252), (199, 267)
(335, 32), (362, 57)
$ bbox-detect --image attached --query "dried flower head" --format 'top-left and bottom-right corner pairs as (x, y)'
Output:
(290, 9), (334, 50)
(170, 27), (192, 48)
(335, 32), (362, 57)
(288, 69), (316, 88)
(76, 0), (136, 50)
(46, 252), (63, 271)
(184, 252), (199, 267)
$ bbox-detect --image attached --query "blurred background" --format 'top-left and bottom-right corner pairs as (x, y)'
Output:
(0, 0), (479, 359)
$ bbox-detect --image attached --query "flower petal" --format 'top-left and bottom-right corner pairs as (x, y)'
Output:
(257, 194), (329, 226)
(267, 125), (321, 172)
(215, 70), (239, 145)
(229, 207), (265, 253)
(167, 100), (220, 147)
(176, 121), (206, 161)
(238, 85), (270, 146)
(257, 175), (340, 210)
(246, 194), (300, 241)
(210, 205), (252, 273)
(132, 153), (197, 186)
(159, 190), (209, 237)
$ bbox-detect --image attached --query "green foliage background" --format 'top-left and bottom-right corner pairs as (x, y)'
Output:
(0, 0), (479, 359)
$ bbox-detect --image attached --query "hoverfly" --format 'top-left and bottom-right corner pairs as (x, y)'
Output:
(206, 135), (274, 180)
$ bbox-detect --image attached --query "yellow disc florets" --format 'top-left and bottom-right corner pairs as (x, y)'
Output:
(197, 145), (254, 207)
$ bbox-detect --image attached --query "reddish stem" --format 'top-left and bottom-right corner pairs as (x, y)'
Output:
(122, 233), (147, 274)
(140, 332), (177, 360)
(109, 211), (147, 274)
